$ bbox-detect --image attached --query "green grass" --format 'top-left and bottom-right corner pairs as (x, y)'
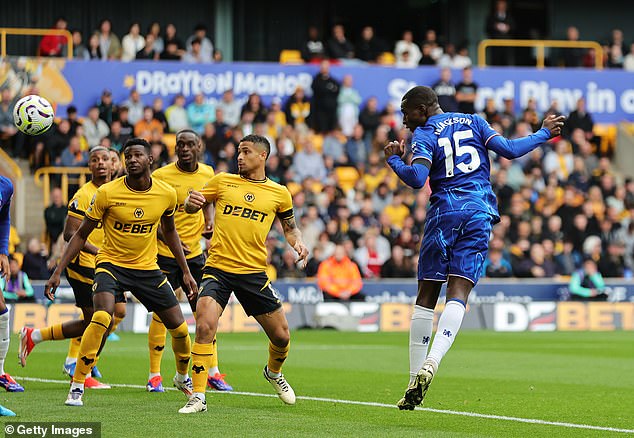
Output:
(1, 330), (633, 437)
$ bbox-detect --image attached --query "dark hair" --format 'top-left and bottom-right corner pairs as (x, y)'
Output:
(240, 134), (270, 159)
(402, 85), (438, 107)
(191, 38), (202, 45)
(123, 138), (151, 155)
(194, 23), (207, 32)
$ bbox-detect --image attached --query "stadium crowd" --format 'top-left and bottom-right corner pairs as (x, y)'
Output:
(35, 12), (634, 70)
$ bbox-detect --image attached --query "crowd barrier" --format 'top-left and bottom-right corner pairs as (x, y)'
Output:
(9, 279), (633, 333)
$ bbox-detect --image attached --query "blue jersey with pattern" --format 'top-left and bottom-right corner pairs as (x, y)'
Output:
(411, 112), (501, 221)
(0, 175), (14, 255)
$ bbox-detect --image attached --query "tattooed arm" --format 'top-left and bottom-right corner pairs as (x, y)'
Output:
(280, 215), (309, 269)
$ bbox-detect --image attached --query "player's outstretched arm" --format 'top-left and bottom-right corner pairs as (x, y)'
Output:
(384, 140), (430, 189)
(160, 214), (198, 299)
(63, 215), (100, 255)
(281, 216), (309, 269)
(0, 181), (13, 280)
(45, 218), (98, 300)
(487, 115), (565, 159)
(184, 190), (206, 214)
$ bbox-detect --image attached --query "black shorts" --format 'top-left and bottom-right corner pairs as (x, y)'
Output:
(199, 266), (282, 316)
(93, 262), (178, 312)
(157, 254), (205, 289)
(66, 264), (125, 309)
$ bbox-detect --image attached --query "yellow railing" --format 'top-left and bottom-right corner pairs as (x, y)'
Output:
(0, 148), (22, 180)
(0, 27), (73, 59)
(34, 167), (90, 206)
(478, 39), (603, 69)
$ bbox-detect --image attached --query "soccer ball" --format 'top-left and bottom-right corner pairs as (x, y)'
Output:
(13, 95), (55, 135)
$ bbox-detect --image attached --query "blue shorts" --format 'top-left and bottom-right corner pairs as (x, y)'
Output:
(418, 210), (494, 285)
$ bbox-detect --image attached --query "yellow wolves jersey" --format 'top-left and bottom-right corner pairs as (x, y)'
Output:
(200, 173), (294, 274)
(67, 181), (103, 270)
(86, 177), (177, 270)
(153, 162), (214, 259)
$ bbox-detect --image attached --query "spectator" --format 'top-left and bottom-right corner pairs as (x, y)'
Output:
(380, 245), (414, 278)
(164, 23), (185, 54)
(359, 97), (381, 144)
(97, 89), (116, 126)
(83, 106), (110, 148)
(432, 68), (458, 112)
(44, 188), (66, 248)
(453, 46), (473, 69)
(217, 89), (242, 127)
(565, 98), (594, 141)
(59, 136), (88, 167)
(560, 26), (585, 67)
(317, 243), (363, 301)
(39, 17), (68, 57)
(337, 74), (362, 137)
(284, 87), (311, 128)
(555, 239), (583, 275)
(569, 258), (607, 300)
(116, 106), (135, 139)
(160, 41), (182, 60)
(95, 18), (122, 60)
(44, 119), (71, 165)
(383, 191), (410, 230)
(356, 26), (384, 63)
(107, 120), (127, 152)
(241, 93), (268, 124)
(68, 30), (89, 60)
(136, 33), (158, 60)
(455, 67), (478, 114)
(345, 124), (368, 167)
(327, 24), (355, 60)
(134, 106), (163, 138)
(418, 43), (436, 65)
(437, 43), (457, 69)
(354, 230), (390, 278)
(310, 60), (340, 134)
(515, 243), (557, 278)
(122, 89), (144, 125)
(292, 138), (326, 182)
(151, 97), (169, 132)
(183, 38), (210, 63)
(421, 29), (443, 61)
(87, 32), (102, 59)
(21, 238), (50, 280)
(302, 25), (326, 63)
(277, 248), (306, 279)
(186, 24), (214, 61)
(483, 248), (513, 277)
(1, 257), (34, 303)
(121, 22), (145, 62)
(147, 22), (164, 54)
(624, 43), (634, 72)
(165, 94), (189, 132)
(486, 0), (515, 65)
(187, 93), (215, 134)
(394, 30), (422, 67)
(543, 139), (574, 182)
(322, 128), (347, 165)
(598, 241), (626, 277)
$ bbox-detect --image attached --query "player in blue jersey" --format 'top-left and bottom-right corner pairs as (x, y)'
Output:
(0, 176), (22, 416)
(385, 86), (564, 410)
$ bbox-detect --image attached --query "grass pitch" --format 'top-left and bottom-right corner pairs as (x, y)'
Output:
(1, 330), (632, 437)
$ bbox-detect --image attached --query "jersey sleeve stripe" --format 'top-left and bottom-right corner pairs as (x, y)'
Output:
(163, 208), (175, 217)
(485, 133), (501, 146)
(276, 209), (294, 220)
(412, 156), (432, 167)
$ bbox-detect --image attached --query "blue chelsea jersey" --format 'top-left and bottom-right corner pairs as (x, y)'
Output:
(411, 113), (501, 221)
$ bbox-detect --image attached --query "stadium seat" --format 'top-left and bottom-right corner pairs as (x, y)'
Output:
(378, 52), (396, 65)
(335, 166), (360, 192)
(163, 133), (177, 156)
(593, 123), (617, 156)
(279, 50), (304, 65)
(286, 181), (302, 196)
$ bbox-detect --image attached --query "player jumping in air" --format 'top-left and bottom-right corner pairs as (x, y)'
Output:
(385, 86), (564, 410)
(179, 134), (309, 413)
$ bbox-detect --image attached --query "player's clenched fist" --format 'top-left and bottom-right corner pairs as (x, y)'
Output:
(384, 140), (405, 158)
(541, 115), (566, 138)
(184, 190), (206, 214)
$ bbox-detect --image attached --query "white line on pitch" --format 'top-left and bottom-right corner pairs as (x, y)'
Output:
(16, 376), (634, 434)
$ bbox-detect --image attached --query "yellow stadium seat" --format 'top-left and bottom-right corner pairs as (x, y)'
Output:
(335, 166), (360, 192)
(163, 133), (177, 157)
(593, 123), (617, 156)
(279, 50), (304, 64)
(378, 52), (396, 65)
(286, 181), (302, 196)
